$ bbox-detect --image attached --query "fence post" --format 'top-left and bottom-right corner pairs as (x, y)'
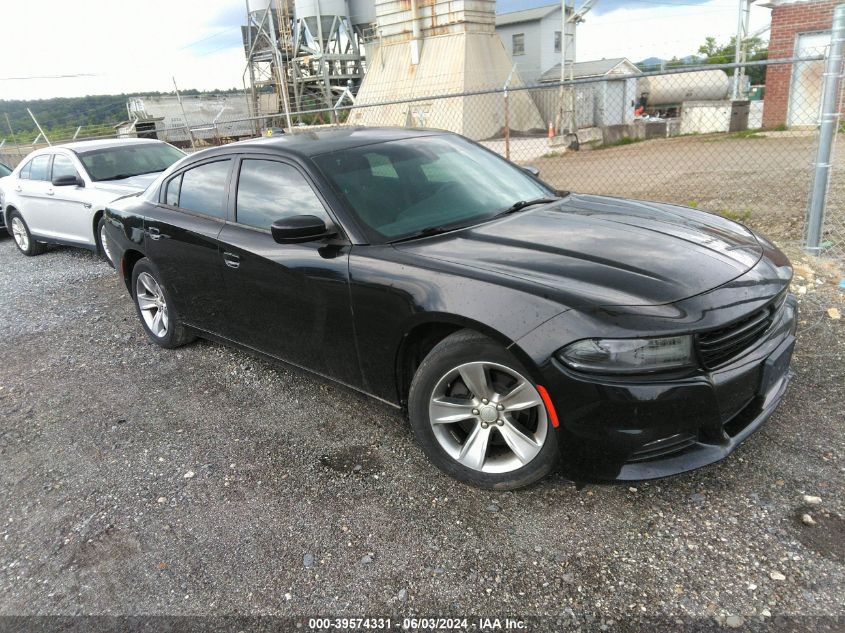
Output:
(503, 64), (517, 161)
(806, 3), (845, 254)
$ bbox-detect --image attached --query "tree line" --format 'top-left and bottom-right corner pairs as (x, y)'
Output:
(0, 88), (243, 143)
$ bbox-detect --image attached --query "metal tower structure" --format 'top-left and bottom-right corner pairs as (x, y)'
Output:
(243, 0), (292, 128)
(732, 0), (753, 99)
(556, 0), (598, 143)
(243, 0), (367, 123)
(288, 0), (365, 115)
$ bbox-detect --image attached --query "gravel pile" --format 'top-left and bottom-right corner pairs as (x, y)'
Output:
(0, 236), (843, 630)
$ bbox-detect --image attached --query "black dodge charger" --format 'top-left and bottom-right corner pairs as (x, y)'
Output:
(104, 127), (796, 489)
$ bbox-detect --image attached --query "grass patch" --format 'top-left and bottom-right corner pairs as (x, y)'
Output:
(687, 200), (751, 223)
(591, 136), (643, 150)
(717, 208), (752, 223)
(606, 136), (641, 148)
(704, 129), (766, 142)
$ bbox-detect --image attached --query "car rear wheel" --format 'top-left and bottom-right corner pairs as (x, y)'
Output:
(96, 217), (115, 268)
(9, 212), (46, 256)
(408, 329), (559, 490)
(131, 258), (194, 348)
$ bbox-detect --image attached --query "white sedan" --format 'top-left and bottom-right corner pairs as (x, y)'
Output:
(1, 139), (185, 265)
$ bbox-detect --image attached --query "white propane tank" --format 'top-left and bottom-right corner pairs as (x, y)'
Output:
(638, 70), (730, 106)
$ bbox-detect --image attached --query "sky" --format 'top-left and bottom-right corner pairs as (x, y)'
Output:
(0, 0), (772, 101)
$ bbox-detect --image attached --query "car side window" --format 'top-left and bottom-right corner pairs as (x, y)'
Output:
(170, 160), (230, 219)
(235, 159), (329, 230)
(52, 155), (79, 181)
(19, 160), (32, 180)
(29, 155), (52, 182)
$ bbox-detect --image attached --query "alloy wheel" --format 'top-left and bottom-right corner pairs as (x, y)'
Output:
(11, 217), (29, 252)
(135, 272), (169, 338)
(428, 361), (548, 473)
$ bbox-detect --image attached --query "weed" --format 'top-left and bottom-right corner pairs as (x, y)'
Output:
(718, 208), (752, 223)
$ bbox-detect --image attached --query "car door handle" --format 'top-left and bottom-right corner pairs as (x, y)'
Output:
(14, 186), (22, 192)
(222, 252), (241, 269)
(46, 188), (54, 196)
(147, 227), (161, 240)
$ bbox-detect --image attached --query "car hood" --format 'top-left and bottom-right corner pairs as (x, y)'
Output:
(397, 194), (764, 308)
(91, 172), (162, 196)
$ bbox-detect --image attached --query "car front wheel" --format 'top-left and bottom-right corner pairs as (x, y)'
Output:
(408, 329), (559, 490)
(131, 258), (194, 348)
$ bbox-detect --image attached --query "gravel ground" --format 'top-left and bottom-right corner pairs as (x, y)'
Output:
(0, 226), (844, 632)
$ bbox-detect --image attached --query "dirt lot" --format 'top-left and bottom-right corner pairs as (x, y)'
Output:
(532, 132), (845, 250)
(1, 138), (845, 631)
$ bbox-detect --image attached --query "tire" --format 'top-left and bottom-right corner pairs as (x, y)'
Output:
(96, 216), (115, 268)
(408, 329), (559, 490)
(8, 211), (46, 256)
(131, 258), (194, 349)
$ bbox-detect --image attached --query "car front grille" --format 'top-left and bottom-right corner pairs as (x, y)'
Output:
(697, 292), (786, 369)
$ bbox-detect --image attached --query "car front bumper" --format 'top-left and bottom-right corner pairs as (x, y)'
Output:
(536, 294), (797, 482)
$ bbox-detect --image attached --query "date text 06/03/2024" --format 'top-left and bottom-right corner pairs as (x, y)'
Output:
(307, 617), (527, 630)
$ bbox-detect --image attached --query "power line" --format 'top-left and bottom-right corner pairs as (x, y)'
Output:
(0, 73), (100, 81)
(178, 26), (243, 51)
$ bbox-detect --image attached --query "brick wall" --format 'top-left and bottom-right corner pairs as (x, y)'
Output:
(762, 0), (842, 128)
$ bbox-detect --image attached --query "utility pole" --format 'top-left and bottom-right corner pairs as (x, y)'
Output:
(805, 3), (845, 253)
(27, 108), (51, 146)
(4, 113), (23, 157)
(172, 77), (196, 150)
(732, 0), (752, 99)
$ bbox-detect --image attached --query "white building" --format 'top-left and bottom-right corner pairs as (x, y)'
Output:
(495, 3), (573, 86)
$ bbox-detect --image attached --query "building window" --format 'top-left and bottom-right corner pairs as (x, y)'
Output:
(512, 33), (525, 56)
(554, 31), (561, 53)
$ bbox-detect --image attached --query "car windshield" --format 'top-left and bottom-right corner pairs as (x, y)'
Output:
(0, 163), (11, 177)
(312, 135), (552, 243)
(77, 143), (185, 182)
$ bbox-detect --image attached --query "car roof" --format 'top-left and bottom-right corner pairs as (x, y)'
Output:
(211, 126), (449, 160)
(60, 138), (165, 153)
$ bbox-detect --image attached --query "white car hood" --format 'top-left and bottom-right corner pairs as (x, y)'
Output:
(91, 172), (161, 196)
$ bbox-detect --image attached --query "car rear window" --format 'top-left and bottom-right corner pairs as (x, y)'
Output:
(77, 143), (185, 182)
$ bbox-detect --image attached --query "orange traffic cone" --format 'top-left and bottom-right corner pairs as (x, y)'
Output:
(548, 121), (554, 138)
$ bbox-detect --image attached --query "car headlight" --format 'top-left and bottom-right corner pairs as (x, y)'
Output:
(558, 336), (694, 374)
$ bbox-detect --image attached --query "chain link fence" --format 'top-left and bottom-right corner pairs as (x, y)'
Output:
(2, 56), (844, 263)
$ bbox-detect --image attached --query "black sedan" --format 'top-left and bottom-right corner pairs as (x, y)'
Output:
(104, 128), (796, 489)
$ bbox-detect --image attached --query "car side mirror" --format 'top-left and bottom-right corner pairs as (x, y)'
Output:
(271, 215), (336, 244)
(52, 174), (84, 187)
(522, 165), (540, 178)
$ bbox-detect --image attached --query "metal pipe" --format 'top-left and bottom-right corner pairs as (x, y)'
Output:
(172, 77), (197, 150)
(5, 113), (23, 157)
(27, 108), (50, 146)
(410, 0), (421, 65)
(805, 3), (845, 254)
